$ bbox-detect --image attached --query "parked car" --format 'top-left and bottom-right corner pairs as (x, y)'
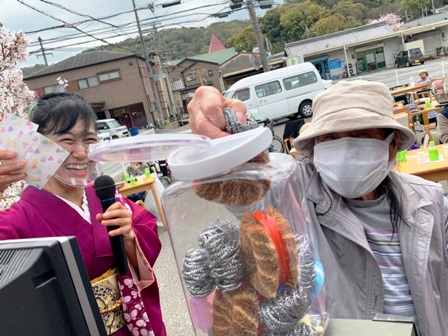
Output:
(96, 119), (129, 139)
(223, 62), (333, 119)
(97, 131), (111, 141)
(395, 48), (425, 68)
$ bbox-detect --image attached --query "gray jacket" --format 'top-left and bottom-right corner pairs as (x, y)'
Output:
(293, 162), (448, 336)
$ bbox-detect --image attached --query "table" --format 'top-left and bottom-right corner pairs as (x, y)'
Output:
(409, 100), (441, 125)
(119, 176), (168, 230)
(390, 84), (428, 97)
(393, 144), (448, 182)
(326, 318), (416, 336)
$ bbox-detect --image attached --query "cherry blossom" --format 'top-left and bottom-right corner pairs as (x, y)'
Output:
(0, 24), (36, 210)
(369, 13), (403, 32)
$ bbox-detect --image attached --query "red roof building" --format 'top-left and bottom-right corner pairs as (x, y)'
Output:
(208, 33), (226, 53)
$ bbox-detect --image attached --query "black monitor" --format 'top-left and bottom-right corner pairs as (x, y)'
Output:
(0, 236), (106, 335)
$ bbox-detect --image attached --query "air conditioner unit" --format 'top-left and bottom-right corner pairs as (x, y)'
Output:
(186, 75), (195, 82)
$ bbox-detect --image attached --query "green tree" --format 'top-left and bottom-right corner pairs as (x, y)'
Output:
(225, 26), (257, 53)
(314, 14), (361, 35)
(280, 0), (329, 41)
(21, 63), (48, 78)
(400, 0), (431, 13)
(259, 5), (289, 44)
(332, 1), (366, 20)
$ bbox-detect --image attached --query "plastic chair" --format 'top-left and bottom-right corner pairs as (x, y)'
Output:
(431, 77), (448, 102)
(414, 88), (433, 103)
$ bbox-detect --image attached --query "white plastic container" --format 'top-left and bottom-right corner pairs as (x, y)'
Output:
(88, 127), (329, 335)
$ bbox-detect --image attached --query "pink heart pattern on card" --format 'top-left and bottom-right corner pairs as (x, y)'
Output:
(0, 113), (69, 189)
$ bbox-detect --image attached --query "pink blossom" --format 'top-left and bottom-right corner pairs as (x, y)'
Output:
(368, 13), (403, 32)
(0, 24), (35, 210)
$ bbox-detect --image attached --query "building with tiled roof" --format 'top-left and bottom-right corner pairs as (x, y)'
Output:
(24, 51), (180, 129)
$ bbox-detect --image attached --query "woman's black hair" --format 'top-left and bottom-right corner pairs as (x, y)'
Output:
(380, 175), (406, 236)
(382, 128), (408, 234)
(30, 92), (97, 136)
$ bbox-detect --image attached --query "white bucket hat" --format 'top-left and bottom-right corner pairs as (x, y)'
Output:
(293, 80), (416, 157)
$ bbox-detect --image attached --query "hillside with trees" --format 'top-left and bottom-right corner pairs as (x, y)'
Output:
(21, 0), (448, 77)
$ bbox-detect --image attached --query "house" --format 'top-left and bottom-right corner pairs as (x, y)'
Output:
(220, 51), (284, 89)
(24, 51), (176, 129)
(285, 19), (448, 79)
(217, 18), (448, 85)
(168, 48), (237, 108)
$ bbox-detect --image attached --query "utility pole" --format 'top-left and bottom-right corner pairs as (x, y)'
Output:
(152, 24), (176, 120)
(246, 0), (270, 72)
(37, 37), (49, 66)
(131, 0), (164, 128)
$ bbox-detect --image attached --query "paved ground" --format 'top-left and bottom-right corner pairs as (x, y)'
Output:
(154, 226), (194, 336)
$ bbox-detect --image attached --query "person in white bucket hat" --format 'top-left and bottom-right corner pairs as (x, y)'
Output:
(416, 68), (432, 85)
(187, 80), (448, 336)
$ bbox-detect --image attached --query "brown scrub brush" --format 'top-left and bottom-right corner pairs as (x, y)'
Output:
(239, 206), (299, 298)
(194, 176), (271, 206)
(212, 280), (259, 336)
(193, 107), (271, 206)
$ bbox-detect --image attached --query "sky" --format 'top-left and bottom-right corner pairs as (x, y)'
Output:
(1, 0), (284, 68)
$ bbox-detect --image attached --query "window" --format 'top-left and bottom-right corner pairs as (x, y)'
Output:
(282, 71), (318, 90)
(78, 76), (99, 89)
(96, 122), (108, 130)
(98, 71), (120, 82)
(233, 88), (250, 101)
(185, 74), (196, 82)
(208, 70), (213, 77)
(255, 81), (282, 98)
(44, 84), (65, 94)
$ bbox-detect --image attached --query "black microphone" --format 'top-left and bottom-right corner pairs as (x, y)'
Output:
(94, 175), (128, 275)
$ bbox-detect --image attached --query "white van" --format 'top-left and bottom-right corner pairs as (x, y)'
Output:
(224, 62), (333, 120)
(96, 119), (129, 139)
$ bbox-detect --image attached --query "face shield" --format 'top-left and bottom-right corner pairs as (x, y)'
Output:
(52, 158), (100, 188)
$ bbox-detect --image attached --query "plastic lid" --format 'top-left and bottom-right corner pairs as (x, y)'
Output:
(168, 127), (272, 181)
(88, 133), (211, 162)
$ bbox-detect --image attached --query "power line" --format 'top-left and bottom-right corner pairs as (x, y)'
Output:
(39, 0), (119, 29)
(18, 0), (138, 53)
(20, 0), (257, 61)
(26, 13), (239, 56)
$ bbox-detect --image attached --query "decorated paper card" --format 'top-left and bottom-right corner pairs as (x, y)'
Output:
(0, 113), (69, 189)
(0, 112), (38, 143)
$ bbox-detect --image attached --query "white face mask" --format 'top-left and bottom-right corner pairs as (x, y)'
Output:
(313, 133), (395, 199)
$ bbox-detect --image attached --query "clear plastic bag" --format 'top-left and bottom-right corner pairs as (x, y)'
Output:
(162, 153), (328, 336)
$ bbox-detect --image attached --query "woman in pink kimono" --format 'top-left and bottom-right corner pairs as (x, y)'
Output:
(0, 93), (166, 336)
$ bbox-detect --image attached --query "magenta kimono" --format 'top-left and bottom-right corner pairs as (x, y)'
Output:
(0, 186), (166, 336)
